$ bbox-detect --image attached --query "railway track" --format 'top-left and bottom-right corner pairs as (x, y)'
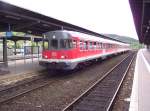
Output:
(0, 69), (75, 105)
(62, 52), (136, 111)
(0, 71), (56, 104)
(0, 52), (134, 110)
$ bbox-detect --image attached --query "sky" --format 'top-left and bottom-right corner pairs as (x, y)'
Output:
(3, 0), (138, 39)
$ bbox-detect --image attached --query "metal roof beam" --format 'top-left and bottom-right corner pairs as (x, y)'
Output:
(0, 10), (61, 28)
(13, 21), (40, 31)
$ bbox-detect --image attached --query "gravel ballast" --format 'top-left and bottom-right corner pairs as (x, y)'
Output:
(111, 54), (136, 111)
(0, 53), (131, 111)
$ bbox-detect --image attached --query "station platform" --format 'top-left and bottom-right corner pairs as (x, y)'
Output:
(129, 49), (150, 111)
(0, 54), (41, 62)
(0, 57), (44, 80)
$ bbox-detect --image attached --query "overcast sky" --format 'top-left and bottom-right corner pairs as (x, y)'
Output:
(3, 0), (138, 39)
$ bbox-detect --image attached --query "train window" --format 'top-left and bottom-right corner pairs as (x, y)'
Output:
(96, 42), (98, 49)
(98, 43), (101, 49)
(68, 39), (73, 48)
(107, 44), (109, 49)
(94, 42), (96, 49)
(80, 41), (83, 50)
(89, 42), (93, 49)
(97, 42), (100, 49)
(60, 39), (73, 49)
(104, 43), (107, 49)
(103, 44), (105, 49)
(108, 44), (110, 48)
(108, 44), (111, 48)
(73, 40), (77, 48)
(110, 44), (112, 48)
(102, 43), (105, 49)
(50, 39), (58, 49)
(99, 43), (101, 49)
(83, 42), (85, 50)
(84, 41), (88, 50)
(86, 41), (88, 50)
(100, 43), (103, 49)
(106, 44), (108, 49)
(60, 39), (67, 49)
(105, 44), (107, 49)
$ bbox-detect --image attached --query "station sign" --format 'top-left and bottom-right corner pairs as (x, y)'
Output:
(6, 31), (12, 38)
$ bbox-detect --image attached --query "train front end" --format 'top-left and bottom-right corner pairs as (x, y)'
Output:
(39, 31), (78, 70)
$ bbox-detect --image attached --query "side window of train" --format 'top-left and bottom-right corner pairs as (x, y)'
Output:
(100, 43), (103, 49)
(60, 39), (73, 49)
(68, 39), (73, 49)
(100, 43), (102, 49)
(102, 43), (105, 49)
(80, 41), (83, 50)
(89, 42), (93, 49)
(94, 42), (96, 49)
(85, 41), (88, 50)
(83, 42), (86, 50)
(108, 44), (110, 49)
(106, 44), (108, 49)
(73, 40), (77, 48)
(107, 44), (109, 49)
(104, 43), (107, 49)
(97, 43), (99, 49)
(99, 43), (102, 49)
(96, 43), (98, 49)
(98, 42), (100, 49)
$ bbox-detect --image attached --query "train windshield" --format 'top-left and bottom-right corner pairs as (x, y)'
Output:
(49, 39), (73, 50)
(50, 39), (58, 49)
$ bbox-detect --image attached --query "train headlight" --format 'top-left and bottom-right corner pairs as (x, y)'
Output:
(61, 55), (65, 59)
(45, 55), (48, 59)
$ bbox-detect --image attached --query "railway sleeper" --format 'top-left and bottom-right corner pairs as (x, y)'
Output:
(83, 96), (111, 102)
(73, 103), (104, 111)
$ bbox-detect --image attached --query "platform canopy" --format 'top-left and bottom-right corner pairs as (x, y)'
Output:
(0, 32), (43, 42)
(129, 0), (150, 45)
(0, 1), (105, 37)
(0, 1), (127, 43)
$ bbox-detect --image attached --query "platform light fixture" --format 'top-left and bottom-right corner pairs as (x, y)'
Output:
(5, 15), (21, 20)
(53, 35), (56, 39)
(43, 24), (49, 27)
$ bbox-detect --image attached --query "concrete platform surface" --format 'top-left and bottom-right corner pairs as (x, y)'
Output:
(0, 54), (42, 62)
(129, 49), (150, 111)
(0, 58), (44, 80)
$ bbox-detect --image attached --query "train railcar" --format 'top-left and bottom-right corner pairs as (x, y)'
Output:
(39, 30), (130, 70)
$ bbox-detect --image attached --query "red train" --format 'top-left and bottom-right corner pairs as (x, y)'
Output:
(39, 30), (130, 70)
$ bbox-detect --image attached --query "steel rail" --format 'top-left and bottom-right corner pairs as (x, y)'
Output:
(62, 52), (135, 111)
(106, 53), (136, 111)
(0, 72), (46, 93)
(0, 71), (51, 104)
(0, 80), (54, 104)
